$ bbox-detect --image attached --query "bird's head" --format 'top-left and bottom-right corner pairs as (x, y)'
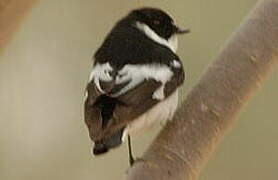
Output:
(128, 7), (190, 40)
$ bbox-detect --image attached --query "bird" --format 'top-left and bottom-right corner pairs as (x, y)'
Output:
(84, 7), (189, 165)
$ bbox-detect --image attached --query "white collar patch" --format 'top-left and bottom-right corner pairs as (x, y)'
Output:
(135, 22), (178, 53)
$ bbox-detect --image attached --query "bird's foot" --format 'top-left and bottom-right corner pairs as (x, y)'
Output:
(129, 157), (144, 166)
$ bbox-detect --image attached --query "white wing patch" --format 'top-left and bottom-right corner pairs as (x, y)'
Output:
(113, 64), (174, 100)
(89, 62), (177, 99)
(89, 62), (113, 93)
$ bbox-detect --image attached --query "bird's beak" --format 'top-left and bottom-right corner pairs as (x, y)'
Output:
(173, 25), (190, 34)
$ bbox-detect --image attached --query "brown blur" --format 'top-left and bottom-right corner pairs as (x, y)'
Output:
(0, 0), (277, 180)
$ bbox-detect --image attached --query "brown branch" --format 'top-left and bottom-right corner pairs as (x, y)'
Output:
(125, 0), (278, 179)
(0, 0), (38, 53)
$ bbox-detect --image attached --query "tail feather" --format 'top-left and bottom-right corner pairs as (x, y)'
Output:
(93, 95), (118, 129)
(93, 127), (125, 155)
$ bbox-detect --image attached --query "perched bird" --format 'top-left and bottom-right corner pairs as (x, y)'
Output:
(84, 7), (189, 164)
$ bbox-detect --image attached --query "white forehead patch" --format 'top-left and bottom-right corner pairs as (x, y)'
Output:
(171, 59), (181, 68)
(89, 62), (113, 93)
(112, 63), (173, 100)
(135, 22), (178, 53)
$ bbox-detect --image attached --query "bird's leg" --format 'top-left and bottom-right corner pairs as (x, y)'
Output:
(128, 135), (135, 165)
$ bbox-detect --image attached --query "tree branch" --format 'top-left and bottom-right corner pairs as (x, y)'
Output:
(0, 0), (38, 53)
(125, 0), (278, 179)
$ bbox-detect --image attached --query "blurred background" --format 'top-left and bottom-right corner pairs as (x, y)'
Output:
(0, 0), (277, 179)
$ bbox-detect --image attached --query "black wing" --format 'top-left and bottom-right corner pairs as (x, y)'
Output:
(84, 59), (185, 142)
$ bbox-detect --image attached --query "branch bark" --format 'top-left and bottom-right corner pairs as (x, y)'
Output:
(0, 0), (38, 53)
(125, 0), (278, 179)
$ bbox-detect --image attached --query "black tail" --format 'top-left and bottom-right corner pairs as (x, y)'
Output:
(93, 127), (125, 155)
(93, 95), (118, 129)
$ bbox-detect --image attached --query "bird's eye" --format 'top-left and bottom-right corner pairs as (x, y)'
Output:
(153, 20), (160, 25)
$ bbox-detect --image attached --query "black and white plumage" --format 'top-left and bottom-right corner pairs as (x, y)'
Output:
(84, 7), (189, 156)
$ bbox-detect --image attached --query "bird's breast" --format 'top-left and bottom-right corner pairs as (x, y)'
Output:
(121, 90), (179, 141)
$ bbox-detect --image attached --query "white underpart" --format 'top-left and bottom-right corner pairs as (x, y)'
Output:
(122, 90), (179, 141)
(135, 22), (178, 52)
(112, 64), (173, 100)
(89, 62), (113, 93)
